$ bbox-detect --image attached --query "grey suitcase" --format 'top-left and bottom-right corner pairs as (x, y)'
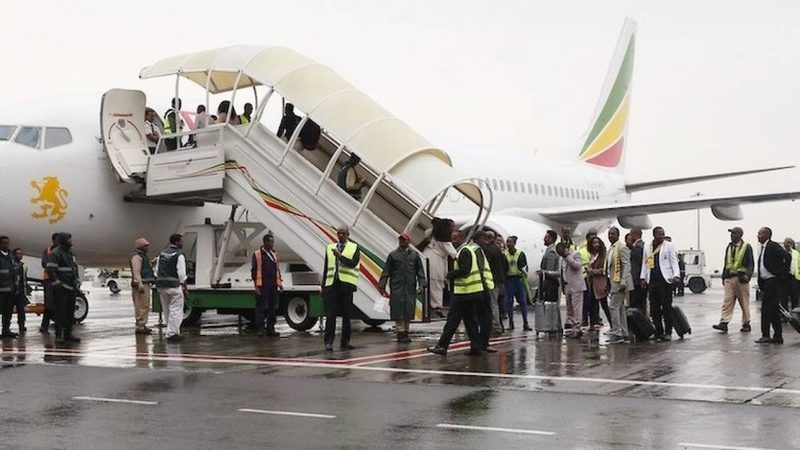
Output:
(534, 300), (562, 335)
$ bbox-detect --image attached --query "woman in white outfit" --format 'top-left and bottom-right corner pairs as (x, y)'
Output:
(422, 219), (457, 317)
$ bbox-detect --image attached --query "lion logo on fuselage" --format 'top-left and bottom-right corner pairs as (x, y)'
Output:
(30, 176), (69, 224)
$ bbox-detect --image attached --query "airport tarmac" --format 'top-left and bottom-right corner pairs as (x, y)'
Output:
(2, 287), (799, 449)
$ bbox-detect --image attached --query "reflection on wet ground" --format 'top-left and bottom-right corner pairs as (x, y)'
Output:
(3, 287), (800, 408)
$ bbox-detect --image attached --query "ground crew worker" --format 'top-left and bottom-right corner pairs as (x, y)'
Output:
(12, 248), (28, 334)
(251, 234), (282, 337)
(337, 154), (365, 201)
(559, 226), (577, 250)
(46, 232), (81, 344)
(504, 236), (531, 331)
(163, 97), (183, 150)
(379, 232), (426, 343)
(427, 229), (493, 356)
(0, 236), (18, 339)
(322, 225), (361, 351)
(713, 227), (754, 333)
(155, 234), (188, 343)
(782, 237), (800, 310)
(240, 102), (253, 124)
(130, 238), (155, 335)
(39, 233), (58, 334)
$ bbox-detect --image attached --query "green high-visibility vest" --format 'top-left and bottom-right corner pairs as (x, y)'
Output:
(324, 242), (360, 287)
(792, 249), (800, 281)
(239, 115), (250, 124)
(725, 241), (750, 274)
(504, 249), (522, 277)
(162, 109), (183, 134)
(453, 244), (494, 295)
(578, 244), (590, 278)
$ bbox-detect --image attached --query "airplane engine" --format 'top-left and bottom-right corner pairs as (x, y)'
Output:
(711, 204), (743, 221)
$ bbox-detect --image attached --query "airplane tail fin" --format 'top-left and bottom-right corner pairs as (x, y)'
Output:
(578, 18), (636, 173)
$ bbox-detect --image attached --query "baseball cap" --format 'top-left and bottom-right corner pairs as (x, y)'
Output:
(399, 232), (412, 241)
(728, 227), (743, 234)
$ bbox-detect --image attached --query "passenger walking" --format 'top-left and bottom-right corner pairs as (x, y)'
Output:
(0, 237), (18, 339)
(587, 236), (611, 330)
(163, 97), (183, 150)
(217, 100), (240, 125)
(337, 154), (365, 201)
(482, 231), (506, 332)
(379, 232), (427, 343)
(422, 218), (457, 318)
(628, 227), (647, 314)
(427, 230), (491, 356)
(558, 242), (585, 338)
(251, 234), (282, 337)
(277, 103), (301, 140)
(130, 238), (155, 335)
(472, 233), (497, 351)
(712, 227), (753, 333)
(539, 230), (561, 303)
(640, 227), (681, 341)
(503, 235), (530, 331)
(322, 226), (361, 351)
(155, 234), (188, 343)
(782, 238), (800, 310)
(12, 248), (28, 334)
(195, 105), (208, 130)
(144, 108), (160, 154)
(605, 227), (632, 342)
(39, 233), (58, 334)
(47, 233), (81, 344)
(755, 227), (790, 344)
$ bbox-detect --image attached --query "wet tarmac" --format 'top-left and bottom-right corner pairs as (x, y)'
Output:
(2, 286), (799, 449)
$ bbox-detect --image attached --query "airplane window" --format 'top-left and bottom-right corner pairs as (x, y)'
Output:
(492, 179), (499, 190)
(534, 184), (539, 195)
(547, 185), (553, 196)
(559, 187), (564, 197)
(527, 183), (532, 194)
(44, 127), (72, 149)
(0, 125), (15, 141)
(15, 127), (41, 148)
(513, 181), (519, 193)
(570, 188), (576, 198)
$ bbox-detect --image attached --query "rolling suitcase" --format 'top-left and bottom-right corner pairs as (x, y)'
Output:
(626, 308), (655, 341)
(671, 305), (692, 339)
(779, 305), (800, 333)
(534, 300), (563, 336)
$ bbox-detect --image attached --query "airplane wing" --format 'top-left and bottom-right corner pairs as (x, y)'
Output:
(624, 166), (794, 192)
(533, 191), (800, 223)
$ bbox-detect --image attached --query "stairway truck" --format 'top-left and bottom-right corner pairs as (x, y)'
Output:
(150, 221), (395, 330)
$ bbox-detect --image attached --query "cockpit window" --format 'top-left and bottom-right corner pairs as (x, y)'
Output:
(15, 127), (41, 148)
(45, 127), (72, 149)
(0, 125), (15, 141)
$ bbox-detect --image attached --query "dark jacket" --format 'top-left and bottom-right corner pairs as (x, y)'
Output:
(483, 243), (506, 286)
(277, 112), (300, 139)
(0, 251), (15, 293)
(48, 245), (80, 292)
(758, 240), (791, 287)
(721, 241), (754, 279)
(630, 240), (644, 285)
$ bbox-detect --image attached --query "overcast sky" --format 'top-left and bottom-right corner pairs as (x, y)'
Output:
(4, 0), (799, 270)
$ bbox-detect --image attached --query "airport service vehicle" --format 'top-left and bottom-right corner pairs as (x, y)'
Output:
(95, 268), (133, 294)
(679, 249), (712, 294)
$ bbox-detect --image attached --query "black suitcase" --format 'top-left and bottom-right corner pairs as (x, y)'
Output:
(779, 305), (800, 333)
(671, 305), (692, 339)
(627, 308), (655, 341)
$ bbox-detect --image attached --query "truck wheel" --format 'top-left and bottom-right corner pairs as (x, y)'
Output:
(74, 296), (89, 323)
(182, 305), (203, 327)
(363, 319), (386, 328)
(285, 296), (316, 331)
(108, 280), (120, 294)
(688, 277), (707, 294)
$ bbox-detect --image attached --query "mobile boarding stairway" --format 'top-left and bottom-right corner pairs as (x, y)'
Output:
(100, 46), (491, 324)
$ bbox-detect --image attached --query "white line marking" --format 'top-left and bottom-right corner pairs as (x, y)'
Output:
(436, 423), (555, 436)
(238, 408), (335, 419)
(678, 443), (775, 450)
(72, 396), (158, 406)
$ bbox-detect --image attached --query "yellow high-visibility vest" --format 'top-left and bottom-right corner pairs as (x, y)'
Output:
(725, 242), (750, 274)
(162, 109), (183, 134)
(504, 249), (522, 277)
(324, 242), (360, 287)
(454, 244), (494, 295)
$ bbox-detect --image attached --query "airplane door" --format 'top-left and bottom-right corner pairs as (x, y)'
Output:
(101, 89), (149, 183)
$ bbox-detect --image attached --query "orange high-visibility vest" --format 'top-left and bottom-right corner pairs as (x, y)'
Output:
(254, 248), (282, 288)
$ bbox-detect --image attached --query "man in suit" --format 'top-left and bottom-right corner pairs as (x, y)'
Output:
(640, 226), (681, 341)
(713, 227), (754, 333)
(539, 230), (561, 303)
(606, 227), (633, 343)
(756, 227), (791, 344)
(627, 227), (647, 314)
(557, 242), (586, 338)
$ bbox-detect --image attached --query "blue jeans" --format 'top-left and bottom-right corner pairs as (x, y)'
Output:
(505, 277), (529, 327)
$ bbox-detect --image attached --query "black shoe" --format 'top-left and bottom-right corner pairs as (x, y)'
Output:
(426, 345), (447, 356)
(464, 349), (482, 356)
(55, 335), (67, 344)
(660, 334), (672, 342)
(135, 328), (151, 335)
(508, 324), (515, 331)
(1, 331), (19, 339)
(484, 346), (498, 353)
(712, 323), (728, 333)
(401, 334), (411, 343)
(523, 325), (532, 332)
(740, 324), (751, 333)
(39, 326), (49, 334)
(166, 335), (183, 343)
(396, 332), (405, 343)
(325, 344), (334, 351)
(256, 329), (265, 337)
(266, 330), (280, 337)
(66, 335), (81, 343)
(773, 336), (784, 344)
(340, 344), (355, 351)
(755, 336), (773, 344)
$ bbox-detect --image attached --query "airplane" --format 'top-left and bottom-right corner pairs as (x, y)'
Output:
(439, 18), (798, 265)
(0, 18), (795, 285)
